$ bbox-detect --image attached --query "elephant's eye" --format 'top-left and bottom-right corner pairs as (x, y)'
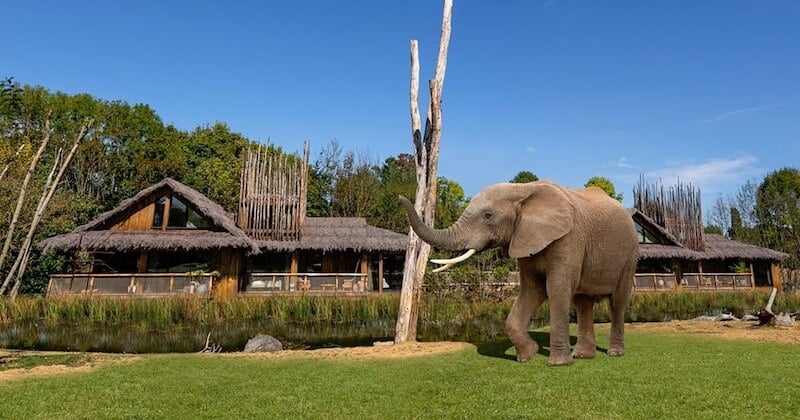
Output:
(484, 212), (492, 220)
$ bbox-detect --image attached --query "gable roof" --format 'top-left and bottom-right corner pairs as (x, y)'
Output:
(629, 208), (683, 247)
(256, 217), (409, 253)
(42, 178), (260, 254)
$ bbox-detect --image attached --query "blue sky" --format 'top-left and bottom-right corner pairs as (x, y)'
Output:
(3, 1), (799, 210)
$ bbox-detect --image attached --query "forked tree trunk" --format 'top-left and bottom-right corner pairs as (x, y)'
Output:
(395, 0), (453, 343)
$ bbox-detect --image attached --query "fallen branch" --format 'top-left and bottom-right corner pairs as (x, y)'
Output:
(199, 333), (222, 353)
(754, 287), (797, 327)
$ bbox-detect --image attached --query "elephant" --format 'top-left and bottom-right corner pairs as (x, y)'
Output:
(400, 180), (639, 365)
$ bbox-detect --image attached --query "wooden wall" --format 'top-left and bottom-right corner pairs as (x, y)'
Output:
(113, 202), (156, 231)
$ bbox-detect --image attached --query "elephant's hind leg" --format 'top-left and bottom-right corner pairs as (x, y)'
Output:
(506, 259), (546, 363)
(572, 294), (596, 359)
(608, 256), (636, 357)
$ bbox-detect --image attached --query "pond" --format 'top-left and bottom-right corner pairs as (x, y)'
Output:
(0, 316), (531, 353)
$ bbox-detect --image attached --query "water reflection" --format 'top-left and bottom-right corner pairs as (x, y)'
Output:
(0, 316), (526, 353)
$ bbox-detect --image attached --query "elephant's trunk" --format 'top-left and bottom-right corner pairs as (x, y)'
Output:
(399, 196), (467, 251)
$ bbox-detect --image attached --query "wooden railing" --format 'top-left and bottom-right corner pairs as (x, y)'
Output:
(245, 272), (369, 294)
(633, 273), (678, 291)
(634, 272), (754, 291)
(680, 273), (753, 290)
(47, 273), (215, 297)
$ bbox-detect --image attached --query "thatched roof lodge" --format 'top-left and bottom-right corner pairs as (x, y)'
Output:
(42, 178), (409, 297)
(631, 208), (789, 291)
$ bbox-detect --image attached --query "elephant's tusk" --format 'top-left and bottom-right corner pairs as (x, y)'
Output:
(431, 263), (455, 273)
(430, 249), (476, 271)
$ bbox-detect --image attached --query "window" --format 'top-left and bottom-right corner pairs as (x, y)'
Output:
(636, 223), (661, 244)
(151, 195), (213, 229)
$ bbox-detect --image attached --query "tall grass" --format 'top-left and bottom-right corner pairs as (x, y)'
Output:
(0, 291), (798, 328)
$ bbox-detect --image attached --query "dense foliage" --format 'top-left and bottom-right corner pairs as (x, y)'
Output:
(707, 167), (800, 268)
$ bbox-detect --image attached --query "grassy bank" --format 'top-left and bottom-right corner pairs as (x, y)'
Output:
(1, 328), (798, 418)
(1, 291), (798, 328)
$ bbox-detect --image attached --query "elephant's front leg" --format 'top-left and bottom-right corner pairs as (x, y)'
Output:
(546, 265), (579, 366)
(505, 258), (546, 363)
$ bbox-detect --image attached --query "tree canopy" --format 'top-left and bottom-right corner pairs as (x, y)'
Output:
(585, 176), (623, 202)
(509, 170), (538, 183)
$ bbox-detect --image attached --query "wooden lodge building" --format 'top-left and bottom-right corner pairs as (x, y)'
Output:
(630, 181), (788, 292)
(42, 147), (408, 297)
(40, 150), (790, 297)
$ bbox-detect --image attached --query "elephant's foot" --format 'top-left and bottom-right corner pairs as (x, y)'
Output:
(607, 346), (625, 357)
(571, 346), (596, 359)
(514, 341), (539, 363)
(547, 353), (574, 366)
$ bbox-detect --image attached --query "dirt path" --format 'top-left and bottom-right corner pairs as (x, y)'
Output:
(1, 321), (797, 383)
(626, 320), (800, 346)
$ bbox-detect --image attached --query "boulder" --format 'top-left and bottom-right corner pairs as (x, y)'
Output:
(243, 334), (283, 353)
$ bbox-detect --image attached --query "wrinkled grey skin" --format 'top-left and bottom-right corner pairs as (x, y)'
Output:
(401, 180), (638, 365)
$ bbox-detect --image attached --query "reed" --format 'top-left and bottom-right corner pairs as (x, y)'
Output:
(1, 291), (798, 328)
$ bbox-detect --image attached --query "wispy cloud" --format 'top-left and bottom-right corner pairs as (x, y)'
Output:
(614, 157), (635, 169)
(525, 146), (537, 154)
(698, 103), (786, 124)
(643, 155), (759, 191)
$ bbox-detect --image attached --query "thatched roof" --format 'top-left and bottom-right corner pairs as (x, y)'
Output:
(638, 233), (789, 261)
(42, 230), (256, 253)
(42, 178), (260, 254)
(257, 217), (408, 253)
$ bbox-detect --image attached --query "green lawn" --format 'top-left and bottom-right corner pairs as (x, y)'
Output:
(1, 328), (798, 419)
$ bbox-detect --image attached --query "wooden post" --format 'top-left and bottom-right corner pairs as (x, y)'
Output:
(137, 252), (148, 273)
(290, 251), (299, 290)
(749, 261), (755, 289)
(771, 262), (783, 291)
(672, 258), (683, 291)
(378, 252), (384, 294)
(396, 0), (453, 344)
(361, 252), (369, 293)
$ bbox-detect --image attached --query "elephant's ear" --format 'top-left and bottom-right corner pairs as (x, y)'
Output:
(508, 182), (575, 259)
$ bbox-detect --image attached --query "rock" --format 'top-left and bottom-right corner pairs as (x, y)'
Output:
(742, 314), (759, 322)
(373, 341), (394, 346)
(243, 334), (283, 353)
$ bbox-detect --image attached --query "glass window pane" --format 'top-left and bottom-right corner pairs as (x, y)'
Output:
(152, 196), (166, 228)
(168, 196), (189, 227)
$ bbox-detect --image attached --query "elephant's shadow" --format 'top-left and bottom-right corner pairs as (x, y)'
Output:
(476, 332), (608, 361)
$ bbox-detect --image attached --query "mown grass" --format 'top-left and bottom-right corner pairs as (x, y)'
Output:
(1, 328), (798, 418)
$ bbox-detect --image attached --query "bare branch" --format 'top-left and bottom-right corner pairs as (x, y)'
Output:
(0, 143), (26, 183)
(0, 116), (52, 272)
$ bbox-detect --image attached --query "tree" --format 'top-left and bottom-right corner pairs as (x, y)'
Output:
(370, 154), (417, 232)
(585, 176), (623, 202)
(435, 177), (466, 229)
(755, 167), (800, 268)
(510, 170), (538, 183)
(396, 0), (453, 344)
(704, 225), (723, 234)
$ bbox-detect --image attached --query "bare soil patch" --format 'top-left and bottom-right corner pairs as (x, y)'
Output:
(0, 351), (139, 383)
(221, 341), (475, 361)
(627, 320), (800, 346)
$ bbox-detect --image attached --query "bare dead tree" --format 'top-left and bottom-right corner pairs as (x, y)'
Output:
(0, 116), (52, 273)
(2, 118), (92, 297)
(395, 0), (453, 343)
(0, 143), (25, 183)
